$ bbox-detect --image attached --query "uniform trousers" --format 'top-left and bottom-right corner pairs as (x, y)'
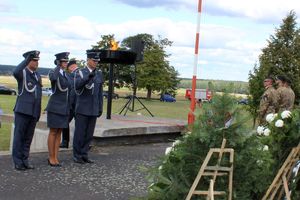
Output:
(12, 112), (37, 166)
(73, 113), (97, 160)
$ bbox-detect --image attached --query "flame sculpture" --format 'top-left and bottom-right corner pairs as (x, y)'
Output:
(110, 39), (119, 50)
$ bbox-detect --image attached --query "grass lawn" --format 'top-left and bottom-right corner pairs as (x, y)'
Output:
(0, 122), (10, 151)
(0, 94), (194, 150)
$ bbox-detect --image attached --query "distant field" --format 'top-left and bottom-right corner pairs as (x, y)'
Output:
(0, 75), (51, 89)
(179, 78), (249, 94)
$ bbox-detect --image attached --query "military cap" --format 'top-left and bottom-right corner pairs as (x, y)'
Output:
(285, 77), (292, 85)
(67, 59), (77, 68)
(86, 49), (100, 61)
(276, 75), (287, 82)
(23, 50), (40, 61)
(55, 52), (70, 62)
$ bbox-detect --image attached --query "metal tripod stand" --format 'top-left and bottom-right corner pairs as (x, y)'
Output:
(119, 64), (154, 117)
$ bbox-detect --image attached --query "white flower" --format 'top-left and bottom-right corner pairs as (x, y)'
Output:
(275, 119), (284, 127)
(256, 160), (263, 165)
(263, 128), (271, 136)
(263, 145), (269, 151)
(165, 147), (172, 155)
(266, 113), (276, 123)
(257, 126), (265, 135)
(172, 140), (181, 147)
(158, 165), (163, 171)
(281, 110), (292, 119)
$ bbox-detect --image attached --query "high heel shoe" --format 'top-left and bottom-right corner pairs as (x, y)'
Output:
(47, 159), (58, 167)
(55, 163), (62, 167)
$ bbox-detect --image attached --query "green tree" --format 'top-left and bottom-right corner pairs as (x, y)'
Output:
(122, 34), (179, 99)
(249, 11), (300, 124)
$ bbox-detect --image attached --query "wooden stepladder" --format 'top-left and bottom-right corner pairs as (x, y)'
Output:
(262, 144), (300, 200)
(185, 139), (234, 200)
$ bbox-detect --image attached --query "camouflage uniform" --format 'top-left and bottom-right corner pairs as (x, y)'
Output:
(277, 86), (295, 112)
(259, 86), (278, 125)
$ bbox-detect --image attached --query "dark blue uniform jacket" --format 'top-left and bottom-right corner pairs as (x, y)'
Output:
(13, 60), (42, 120)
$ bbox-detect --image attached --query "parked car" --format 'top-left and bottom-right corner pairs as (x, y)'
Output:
(0, 85), (16, 95)
(103, 91), (119, 99)
(238, 98), (248, 105)
(160, 94), (176, 102)
(42, 87), (53, 96)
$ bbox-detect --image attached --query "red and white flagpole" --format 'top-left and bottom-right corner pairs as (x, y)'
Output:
(188, 0), (203, 125)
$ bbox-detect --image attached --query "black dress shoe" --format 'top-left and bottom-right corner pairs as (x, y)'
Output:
(24, 164), (35, 169)
(73, 157), (85, 164)
(82, 157), (94, 164)
(60, 142), (69, 148)
(15, 164), (26, 171)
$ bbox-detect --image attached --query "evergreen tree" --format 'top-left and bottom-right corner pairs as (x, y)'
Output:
(249, 11), (300, 123)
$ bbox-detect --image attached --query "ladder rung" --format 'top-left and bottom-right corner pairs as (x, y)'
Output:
(193, 190), (227, 195)
(205, 166), (232, 171)
(203, 172), (228, 176)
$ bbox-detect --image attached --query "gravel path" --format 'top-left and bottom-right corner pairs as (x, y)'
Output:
(0, 143), (170, 200)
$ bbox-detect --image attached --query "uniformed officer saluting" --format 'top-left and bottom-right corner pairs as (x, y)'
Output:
(12, 50), (42, 171)
(60, 59), (79, 148)
(73, 50), (103, 164)
(258, 77), (278, 125)
(46, 52), (70, 167)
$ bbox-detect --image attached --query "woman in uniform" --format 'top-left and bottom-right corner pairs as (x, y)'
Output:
(46, 52), (70, 167)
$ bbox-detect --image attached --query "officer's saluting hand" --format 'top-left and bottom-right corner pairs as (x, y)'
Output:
(88, 69), (96, 79)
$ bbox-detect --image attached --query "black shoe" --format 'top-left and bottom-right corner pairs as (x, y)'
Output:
(60, 141), (69, 148)
(55, 163), (62, 167)
(48, 159), (59, 167)
(73, 157), (85, 164)
(24, 164), (35, 169)
(82, 157), (94, 164)
(15, 164), (26, 171)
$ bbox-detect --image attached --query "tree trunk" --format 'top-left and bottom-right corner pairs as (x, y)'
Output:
(147, 88), (152, 99)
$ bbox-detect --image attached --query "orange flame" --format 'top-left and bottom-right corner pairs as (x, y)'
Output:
(110, 40), (119, 50)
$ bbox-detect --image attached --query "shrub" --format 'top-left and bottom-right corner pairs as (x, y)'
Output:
(142, 93), (275, 200)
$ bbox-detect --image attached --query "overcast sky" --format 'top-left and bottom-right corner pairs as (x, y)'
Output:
(0, 0), (299, 81)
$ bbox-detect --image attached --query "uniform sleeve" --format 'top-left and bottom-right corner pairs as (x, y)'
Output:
(272, 90), (279, 111)
(98, 72), (104, 116)
(259, 93), (270, 117)
(13, 59), (29, 80)
(74, 70), (90, 90)
(48, 66), (60, 82)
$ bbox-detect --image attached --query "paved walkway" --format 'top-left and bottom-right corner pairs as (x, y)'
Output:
(0, 143), (171, 200)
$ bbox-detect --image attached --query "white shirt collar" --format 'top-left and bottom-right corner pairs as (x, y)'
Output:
(86, 66), (93, 73)
(59, 68), (64, 75)
(27, 67), (35, 74)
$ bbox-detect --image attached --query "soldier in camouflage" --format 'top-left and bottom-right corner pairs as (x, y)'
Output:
(259, 77), (278, 125)
(275, 75), (295, 112)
